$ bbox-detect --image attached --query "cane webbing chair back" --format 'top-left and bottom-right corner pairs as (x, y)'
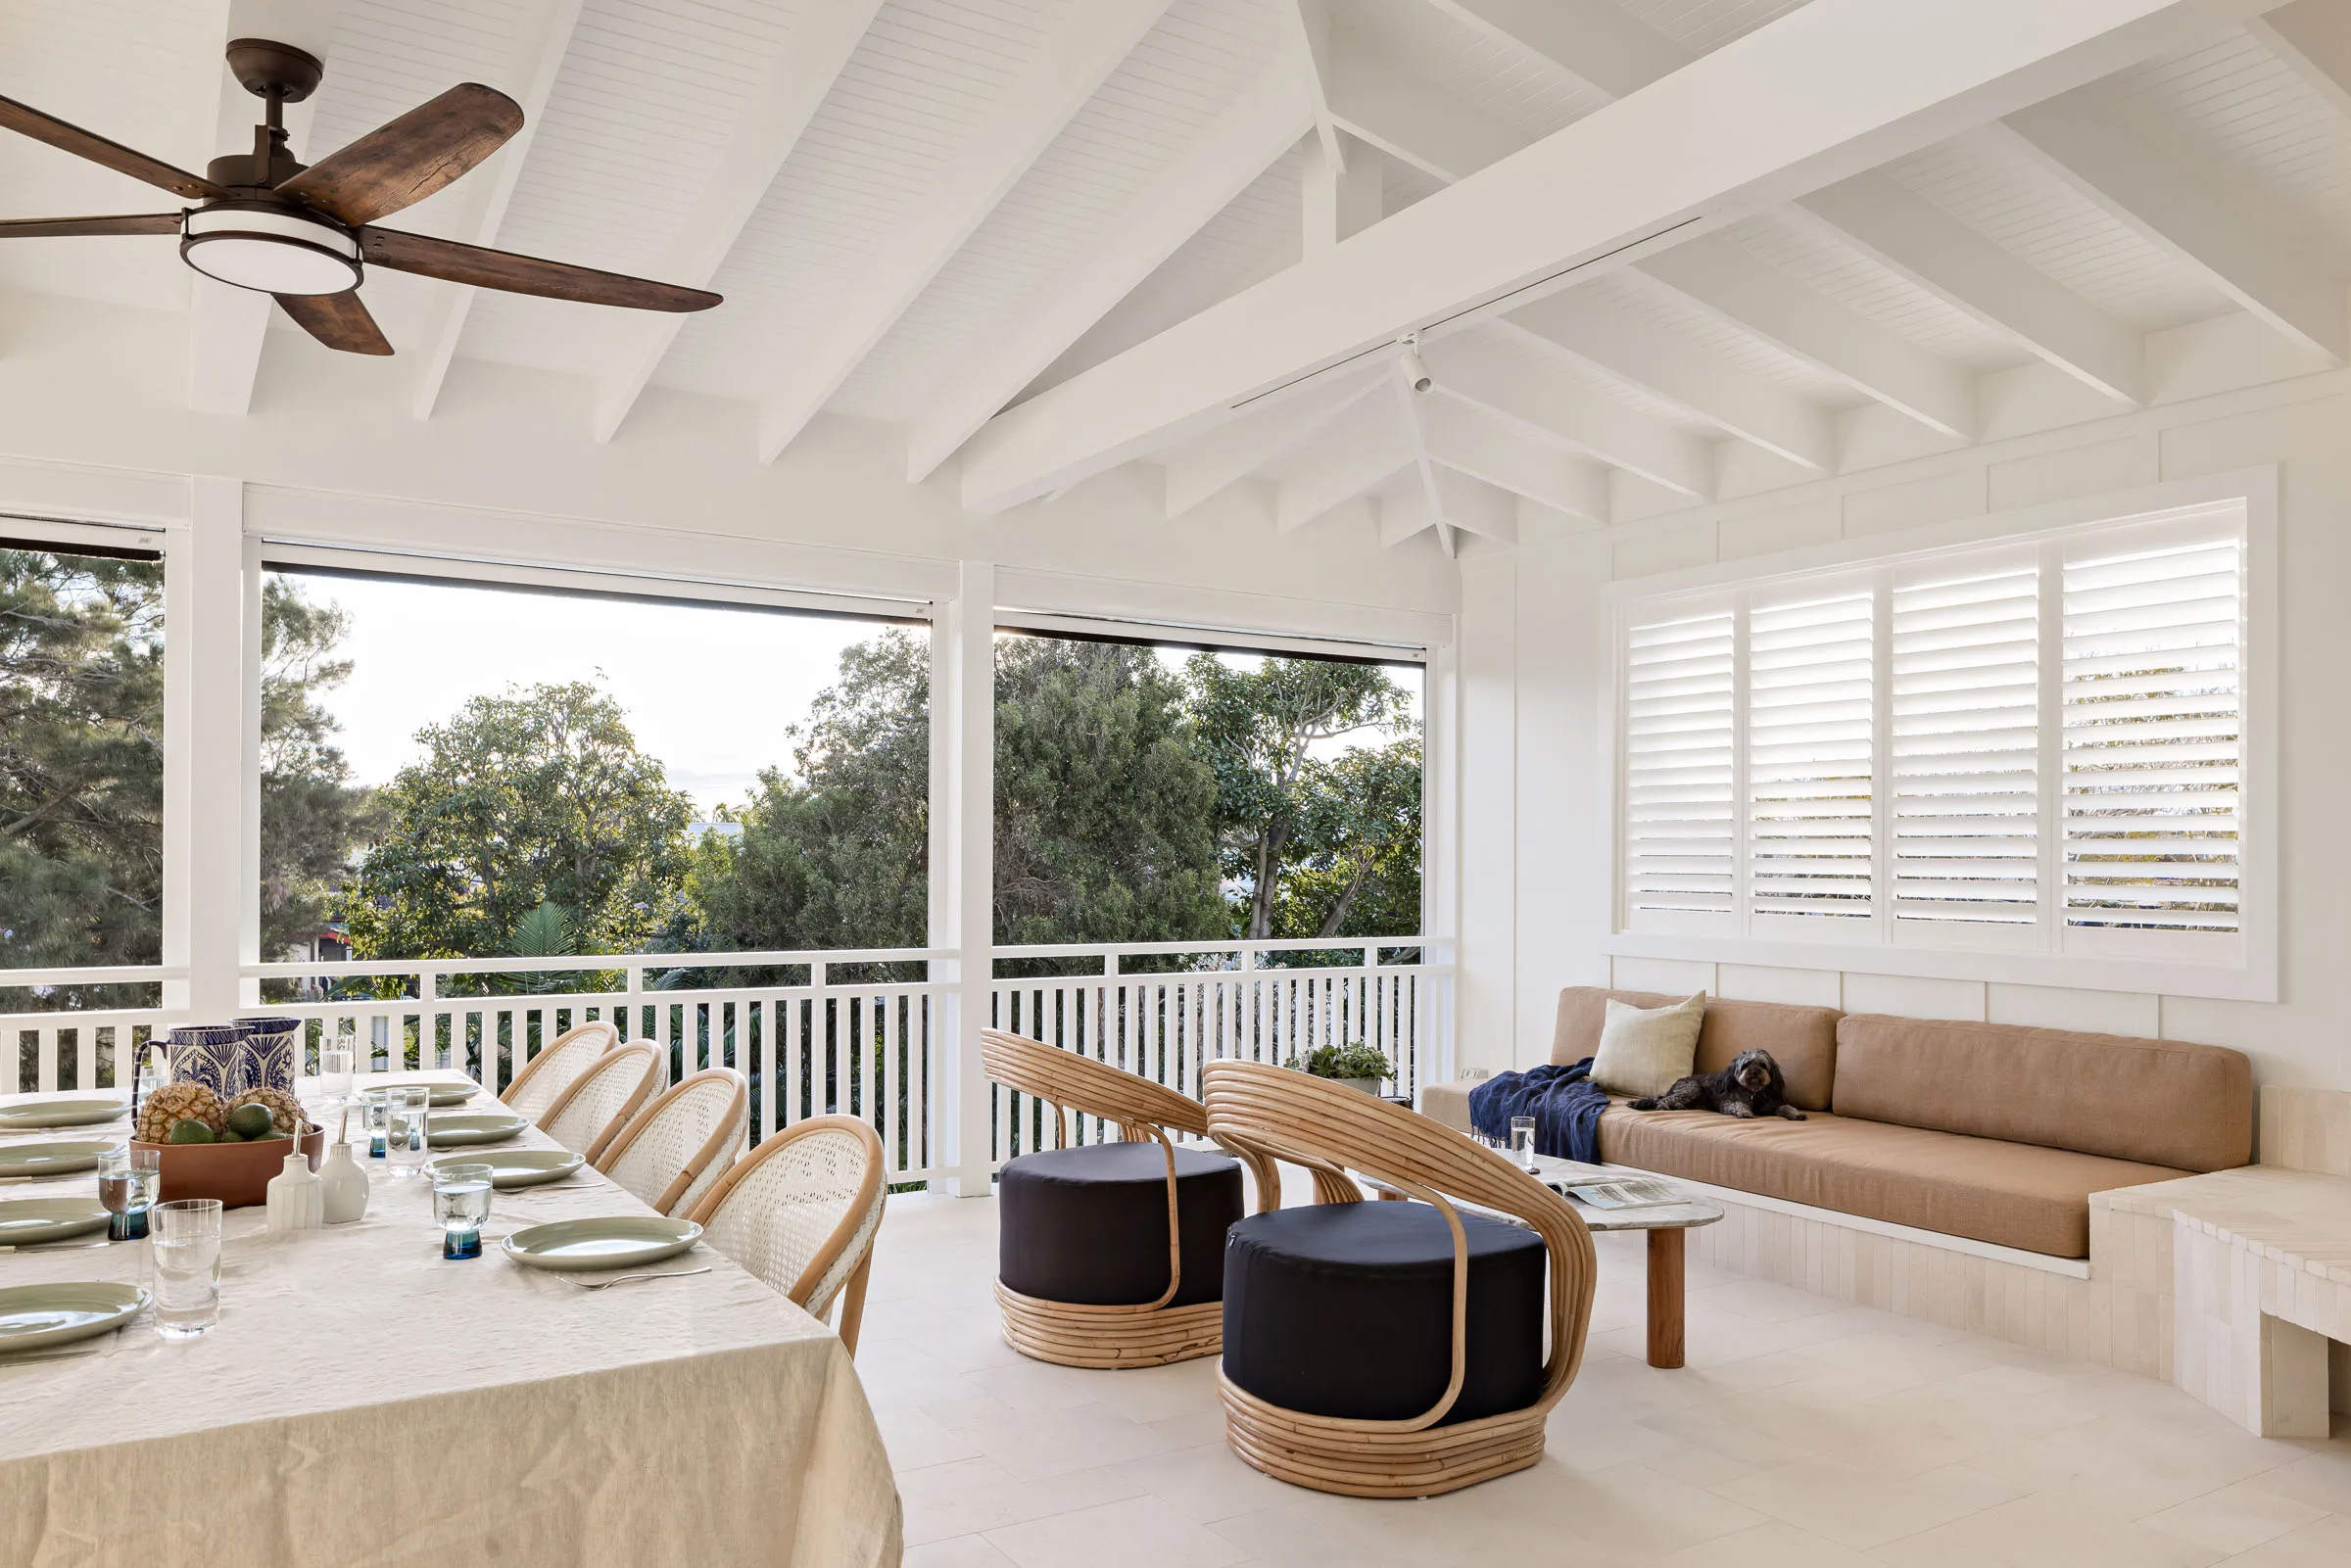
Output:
(1199, 1061), (1599, 1497)
(596, 1067), (748, 1217)
(538, 1042), (658, 1164)
(504, 1022), (616, 1124)
(688, 1115), (886, 1354)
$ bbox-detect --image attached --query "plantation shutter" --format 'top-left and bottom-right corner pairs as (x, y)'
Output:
(2060, 525), (2243, 931)
(1889, 562), (2040, 926)
(1747, 589), (1873, 921)
(1622, 608), (1736, 921)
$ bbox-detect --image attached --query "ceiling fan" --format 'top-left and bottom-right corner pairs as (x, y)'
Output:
(0, 38), (720, 356)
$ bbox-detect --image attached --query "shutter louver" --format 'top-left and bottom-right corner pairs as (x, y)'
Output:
(2061, 532), (2242, 931)
(1747, 591), (1873, 919)
(1623, 609), (1735, 920)
(1890, 564), (2039, 925)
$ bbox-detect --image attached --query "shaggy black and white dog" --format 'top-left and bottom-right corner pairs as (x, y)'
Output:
(1628, 1048), (1806, 1120)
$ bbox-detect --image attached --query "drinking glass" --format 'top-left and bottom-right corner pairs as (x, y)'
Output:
(100, 1146), (162, 1241)
(383, 1085), (432, 1178)
(149, 1199), (224, 1340)
(1509, 1116), (1537, 1168)
(318, 1031), (355, 1105)
(431, 1163), (494, 1260)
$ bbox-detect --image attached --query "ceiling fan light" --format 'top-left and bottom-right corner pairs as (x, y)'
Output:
(180, 204), (360, 295)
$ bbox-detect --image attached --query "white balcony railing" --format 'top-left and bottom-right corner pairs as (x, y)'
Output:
(2, 939), (1451, 1187)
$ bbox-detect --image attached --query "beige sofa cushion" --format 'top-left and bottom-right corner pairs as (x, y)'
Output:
(1589, 993), (1706, 1098)
(1597, 1105), (2185, 1258)
(1832, 1016), (2253, 1174)
(1552, 987), (1840, 1112)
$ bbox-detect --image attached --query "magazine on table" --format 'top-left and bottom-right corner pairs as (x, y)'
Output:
(1552, 1175), (1682, 1211)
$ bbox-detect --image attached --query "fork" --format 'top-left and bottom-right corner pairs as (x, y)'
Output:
(557, 1266), (712, 1291)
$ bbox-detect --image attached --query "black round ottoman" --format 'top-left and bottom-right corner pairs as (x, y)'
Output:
(996, 1142), (1246, 1366)
(1221, 1201), (1547, 1423)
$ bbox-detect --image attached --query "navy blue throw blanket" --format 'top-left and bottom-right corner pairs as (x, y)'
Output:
(1466, 1057), (1607, 1164)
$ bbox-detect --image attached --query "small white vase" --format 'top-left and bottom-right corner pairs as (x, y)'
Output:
(318, 1140), (369, 1225)
(265, 1150), (324, 1235)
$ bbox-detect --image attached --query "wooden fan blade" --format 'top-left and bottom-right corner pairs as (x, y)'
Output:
(276, 83), (522, 226)
(0, 95), (224, 201)
(360, 227), (722, 313)
(275, 291), (394, 356)
(0, 213), (181, 238)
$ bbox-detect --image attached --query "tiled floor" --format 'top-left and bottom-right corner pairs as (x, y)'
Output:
(856, 1190), (2351, 1568)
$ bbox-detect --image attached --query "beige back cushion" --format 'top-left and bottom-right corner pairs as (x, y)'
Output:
(1832, 1016), (2252, 1172)
(1551, 987), (1841, 1112)
(1588, 993), (1707, 1098)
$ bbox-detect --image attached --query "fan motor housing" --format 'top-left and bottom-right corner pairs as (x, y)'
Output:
(180, 202), (360, 296)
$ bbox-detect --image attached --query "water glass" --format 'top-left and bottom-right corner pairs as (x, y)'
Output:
(318, 1035), (355, 1104)
(1509, 1116), (1537, 1168)
(99, 1146), (162, 1241)
(383, 1085), (431, 1177)
(431, 1163), (494, 1260)
(149, 1199), (224, 1340)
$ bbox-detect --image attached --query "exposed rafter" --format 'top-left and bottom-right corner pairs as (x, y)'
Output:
(1302, 130), (1381, 256)
(1799, 172), (2144, 404)
(1323, 32), (1523, 182)
(1421, 335), (1714, 499)
(753, 0), (1174, 464)
(903, 66), (1310, 485)
(1421, 0), (1689, 100)
(2249, 0), (2351, 119)
(592, 0), (886, 444)
(1160, 370), (1379, 518)
(1388, 360), (1459, 555)
(1274, 397), (1412, 534)
(1417, 397), (1609, 524)
(409, 0), (588, 420)
(1991, 101), (2345, 364)
(1278, 0), (1344, 171)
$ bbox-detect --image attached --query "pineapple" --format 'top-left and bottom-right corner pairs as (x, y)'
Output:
(227, 1085), (307, 1138)
(135, 1081), (225, 1144)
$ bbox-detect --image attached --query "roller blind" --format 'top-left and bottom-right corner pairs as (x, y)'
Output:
(1621, 608), (1736, 919)
(1747, 589), (1873, 920)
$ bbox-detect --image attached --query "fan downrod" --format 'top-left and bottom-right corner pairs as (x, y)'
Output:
(225, 39), (324, 105)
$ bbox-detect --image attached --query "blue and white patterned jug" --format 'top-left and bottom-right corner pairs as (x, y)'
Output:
(233, 1016), (304, 1097)
(168, 1024), (247, 1099)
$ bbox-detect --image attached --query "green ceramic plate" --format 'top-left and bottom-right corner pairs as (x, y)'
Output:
(0, 1141), (119, 1180)
(0, 1281), (149, 1354)
(0, 1199), (111, 1246)
(416, 1082), (477, 1108)
(501, 1216), (702, 1272)
(431, 1148), (584, 1190)
(0, 1097), (128, 1130)
(427, 1111), (527, 1148)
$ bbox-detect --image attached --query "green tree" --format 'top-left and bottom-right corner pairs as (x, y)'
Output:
(345, 680), (692, 976)
(258, 577), (374, 963)
(1184, 654), (1416, 939)
(1271, 736), (1424, 940)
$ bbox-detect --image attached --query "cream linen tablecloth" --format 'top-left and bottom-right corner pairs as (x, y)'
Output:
(0, 1076), (903, 1568)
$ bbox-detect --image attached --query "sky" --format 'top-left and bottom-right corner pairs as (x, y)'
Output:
(284, 571), (1421, 815)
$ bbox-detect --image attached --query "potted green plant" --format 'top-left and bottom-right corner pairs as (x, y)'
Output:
(1285, 1041), (1396, 1096)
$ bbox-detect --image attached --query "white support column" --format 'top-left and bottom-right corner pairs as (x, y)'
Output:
(238, 535), (264, 1007)
(933, 562), (996, 1196)
(172, 477), (247, 1017)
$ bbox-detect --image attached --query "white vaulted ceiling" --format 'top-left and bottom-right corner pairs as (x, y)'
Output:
(3, 0), (2349, 556)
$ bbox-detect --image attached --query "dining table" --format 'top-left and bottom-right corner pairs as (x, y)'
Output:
(0, 1072), (903, 1568)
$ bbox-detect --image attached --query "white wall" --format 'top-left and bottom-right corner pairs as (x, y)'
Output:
(1458, 370), (2351, 1097)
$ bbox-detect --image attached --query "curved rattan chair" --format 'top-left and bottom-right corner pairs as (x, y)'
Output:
(1199, 1061), (1599, 1498)
(981, 1028), (1277, 1370)
(538, 1042), (658, 1163)
(687, 1115), (886, 1355)
(595, 1067), (749, 1217)
(503, 1021), (616, 1124)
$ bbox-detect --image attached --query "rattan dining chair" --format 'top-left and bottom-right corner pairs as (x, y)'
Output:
(981, 1028), (1277, 1370)
(503, 1021), (616, 1124)
(537, 1042), (658, 1163)
(594, 1067), (749, 1218)
(686, 1115), (886, 1355)
(1199, 1061), (1599, 1498)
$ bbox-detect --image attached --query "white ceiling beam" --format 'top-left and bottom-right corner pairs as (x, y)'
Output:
(1375, 484), (1438, 549)
(1431, 467), (1515, 545)
(1422, 335), (1714, 499)
(1388, 362), (1459, 555)
(2249, 0), (2351, 119)
(188, 0), (338, 416)
(1799, 172), (2144, 404)
(1323, 34), (1525, 182)
(1302, 131), (1382, 255)
(408, 0), (587, 419)
(590, 0), (886, 444)
(754, 0), (1174, 463)
(1637, 240), (1975, 438)
(1420, 0), (1690, 99)
(1274, 403), (1413, 533)
(1160, 370), (1379, 518)
(1278, 0), (1344, 170)
(1418, 396), (1609, 523)
(1504, 290), (1835, 470)
(903, 67), (1310, 485)
(955, 0), (2234, 509)
(1991, 102), (2344, 363)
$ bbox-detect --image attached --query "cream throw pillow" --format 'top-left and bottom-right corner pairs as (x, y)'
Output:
(1588, 992), (1706, 1099)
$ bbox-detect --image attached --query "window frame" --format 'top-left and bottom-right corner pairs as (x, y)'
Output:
(1604, 468), (2278, 1003)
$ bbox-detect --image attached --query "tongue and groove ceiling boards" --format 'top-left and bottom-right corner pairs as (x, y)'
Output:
(4, 1), (2348, 555)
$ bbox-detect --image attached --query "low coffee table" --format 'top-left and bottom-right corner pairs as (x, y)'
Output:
(1367, 1153), (1722, 1369)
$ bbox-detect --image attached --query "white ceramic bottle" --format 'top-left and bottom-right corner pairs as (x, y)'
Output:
(265, 1150), (324, 1235)
(318, 1138), (369, 1224)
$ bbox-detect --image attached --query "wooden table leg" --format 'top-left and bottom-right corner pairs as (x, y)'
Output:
(1647, 1228), (1685, 1369)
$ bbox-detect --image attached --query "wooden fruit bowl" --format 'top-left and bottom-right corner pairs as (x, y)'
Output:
(134, 1125), (325, 1209)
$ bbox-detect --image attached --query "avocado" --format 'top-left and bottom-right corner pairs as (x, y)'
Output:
(225, 1103), (275, 1140)
(166, 1119), (216, 1145)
